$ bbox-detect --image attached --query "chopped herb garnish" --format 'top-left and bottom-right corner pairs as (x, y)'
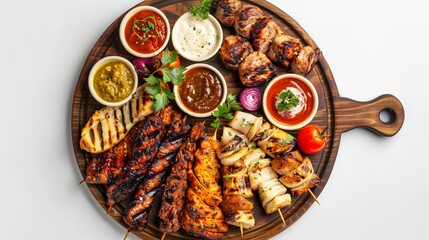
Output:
(133, 16), (160, 42)
(241, 118), (254, 127)
(250, 145), (257, 150)
(277, 90), (300, 111)
(228, 131), (232, 136)
(223, 175), (230, 181)
(189, 0), (212, 19)
(210, 93), (243, 128)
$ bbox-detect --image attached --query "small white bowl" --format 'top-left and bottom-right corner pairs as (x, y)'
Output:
(174, 63), (227, 118)
(119, 6), (170, 58)
(263, 74), (319, 130)
(88, 56), (138, 107)
(172, 12), (223, 61)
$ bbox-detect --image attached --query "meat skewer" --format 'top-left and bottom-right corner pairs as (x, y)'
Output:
(122, 116), (191, 230)
(106, 110), (168, 206)
(158, 122), (205, 235)
(180, 135), (227, 239)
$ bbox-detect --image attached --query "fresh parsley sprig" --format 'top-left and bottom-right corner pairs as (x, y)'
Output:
(189, 0), (212, 19)
(144, 49), (185, 111)
(276, 90), (299, 111)
(211, 93), (243, 128)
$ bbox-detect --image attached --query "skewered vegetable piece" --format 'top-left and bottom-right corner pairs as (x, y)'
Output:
(249, 165), (278, 191)
(279, 157), (314, 188)
(222, 173), (253, 198)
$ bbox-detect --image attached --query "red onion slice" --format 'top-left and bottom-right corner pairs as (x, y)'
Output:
(240, 87), (262, 111)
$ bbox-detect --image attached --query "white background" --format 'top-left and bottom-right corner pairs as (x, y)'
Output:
(1, 0), (428, 239)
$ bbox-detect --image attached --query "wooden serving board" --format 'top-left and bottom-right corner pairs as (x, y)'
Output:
(71, 0), (405, 239)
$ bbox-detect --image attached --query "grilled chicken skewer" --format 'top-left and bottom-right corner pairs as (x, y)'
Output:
(158, 122), (205, 233)
(106, 108), (171, 206)
(180, 135), (227, 239)
(123, 116), (190, 230)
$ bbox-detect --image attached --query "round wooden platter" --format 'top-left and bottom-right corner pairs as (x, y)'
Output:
(71, 0), (405, 239)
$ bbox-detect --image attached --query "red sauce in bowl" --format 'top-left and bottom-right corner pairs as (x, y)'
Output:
(265, 77), (315, 126)
(124, 10), (167, 54)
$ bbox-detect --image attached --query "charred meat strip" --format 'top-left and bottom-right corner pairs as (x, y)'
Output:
(238, 51), (277, 87)
(158, 122), (205, 233)
(106, 112), (167, 206)
(123, 117), (190, 230)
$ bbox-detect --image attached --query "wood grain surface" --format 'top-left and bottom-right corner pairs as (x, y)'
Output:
(71, 0), (404, 239)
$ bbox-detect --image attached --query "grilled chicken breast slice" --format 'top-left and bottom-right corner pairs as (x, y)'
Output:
(224, 210), (255, 229)
(80, 86), (154, 154)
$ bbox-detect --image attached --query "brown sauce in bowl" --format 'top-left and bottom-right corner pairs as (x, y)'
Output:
(178, 67), (224, 113)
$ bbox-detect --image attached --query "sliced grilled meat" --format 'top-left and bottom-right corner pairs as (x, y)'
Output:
(234, 5), (264, 39)
(267, 33), (302, 70)
(221, 195), (254, 213)
(251, 17), (283, 53)
(123, 117), (190, 230)
(106, 112), (166, 206)
(290, 46), (320, 76)
(238, 51), (277, 87)
(219, 35), (253, 71)
(84, 122), (139, 184)
(291, 173), (320, 196)
(214, 0), (241, 26)
(158, 122), (205, 233)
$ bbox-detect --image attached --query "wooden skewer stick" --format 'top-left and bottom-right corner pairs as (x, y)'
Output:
(123, 228), (130, 240)
(240, 223), (243, 237)
(161, 232), (167, 240)
(278, 209), (286, 226)
(106, 205), (113, 214)
(79, 179), (85, 184)
(308, 189), (320, 205)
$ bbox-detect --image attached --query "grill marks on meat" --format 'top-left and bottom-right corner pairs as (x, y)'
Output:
(219, 35), (253, 71)
(123, 117), (191, 230)
(251, 17), (283, 54)
(234, 5), (264, 39)
(238, 51), (277, 87)
(84, 122), (140, 184)
(158, 122), (205, 233)
(214, 0), (241, 26)
(180, 136), (227, 239)
(106, 112), (167, 206)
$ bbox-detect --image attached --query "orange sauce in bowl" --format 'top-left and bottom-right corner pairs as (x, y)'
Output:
(266, 77), (315, 125)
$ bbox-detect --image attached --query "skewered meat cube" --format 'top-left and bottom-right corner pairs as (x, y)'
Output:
(219, 35), (253, 71)
(221, 158), (247, 175)
(214, 0), (242, 26)
(279, 157), (314, 188)
(267, 33), (302, 70)
(224, 210), (255, 229)
(234, 5), (264, 39)
(222, 173), (253, 198)
(290, 46), (320, 76)
(258, 128), (296, 158)
(251, 17), (283, 53)
(291, 173), (320, 196)
(271, 150), (303, 175)
(238, 51), (277, 87)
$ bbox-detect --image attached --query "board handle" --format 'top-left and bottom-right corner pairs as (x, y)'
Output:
(334, 94), (404, 136)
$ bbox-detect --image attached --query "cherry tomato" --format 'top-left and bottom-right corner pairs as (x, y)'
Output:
(153, 50), (181, 76)
(297, 124), (327, 154)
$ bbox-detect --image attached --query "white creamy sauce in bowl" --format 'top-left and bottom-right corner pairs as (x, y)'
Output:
(172, 12), (222, 61)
